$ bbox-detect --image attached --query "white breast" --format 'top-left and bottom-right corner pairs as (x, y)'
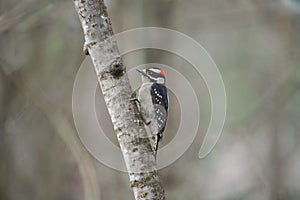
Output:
(138, 83), (155, 124)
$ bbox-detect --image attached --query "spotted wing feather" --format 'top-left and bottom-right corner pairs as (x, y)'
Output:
(151, 83), (168, 147)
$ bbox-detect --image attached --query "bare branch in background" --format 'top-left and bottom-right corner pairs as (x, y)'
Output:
(0, 58), (100, 200)
(73, 0), (165, 199)
(0, 1), (50, 33)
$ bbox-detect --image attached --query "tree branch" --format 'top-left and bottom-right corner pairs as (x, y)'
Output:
(73, 0), (165, 199)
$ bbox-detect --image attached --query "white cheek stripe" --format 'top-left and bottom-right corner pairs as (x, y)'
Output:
(151, 69), (161, 74)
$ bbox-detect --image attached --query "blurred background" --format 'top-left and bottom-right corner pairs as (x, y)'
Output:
(1, 0), (300, 199)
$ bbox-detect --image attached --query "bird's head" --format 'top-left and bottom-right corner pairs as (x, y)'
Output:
(136, 67), (166, 85)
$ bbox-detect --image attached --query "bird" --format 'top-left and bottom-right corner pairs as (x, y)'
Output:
(135, 67), (169, 158)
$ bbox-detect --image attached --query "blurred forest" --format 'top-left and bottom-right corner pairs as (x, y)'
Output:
(1, 0), (300, 199)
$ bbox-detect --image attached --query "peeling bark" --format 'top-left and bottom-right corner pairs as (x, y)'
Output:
(73, 0), (165, 199)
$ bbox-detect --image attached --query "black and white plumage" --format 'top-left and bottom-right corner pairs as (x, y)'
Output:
(136, 67), (169, 157)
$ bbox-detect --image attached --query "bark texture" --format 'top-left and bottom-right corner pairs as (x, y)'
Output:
(73, 0), (165, 199)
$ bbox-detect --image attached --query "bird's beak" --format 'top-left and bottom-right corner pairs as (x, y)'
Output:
(136, 69), (148, 77)
(136, 69), (143, 74)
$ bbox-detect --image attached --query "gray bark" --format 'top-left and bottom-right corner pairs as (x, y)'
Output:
(73, 0), (165, 199)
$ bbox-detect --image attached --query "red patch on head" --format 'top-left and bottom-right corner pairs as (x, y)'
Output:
(160, 70), (166, 77)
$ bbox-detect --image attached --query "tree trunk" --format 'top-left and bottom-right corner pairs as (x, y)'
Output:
(73, 0), (165, 199)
